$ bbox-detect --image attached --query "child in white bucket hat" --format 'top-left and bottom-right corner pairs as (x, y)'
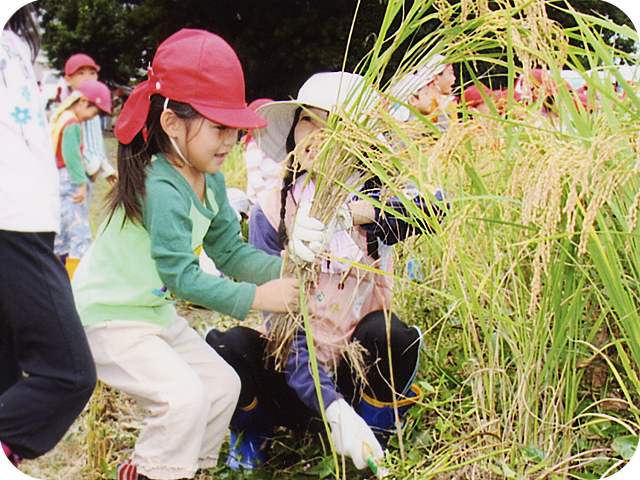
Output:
(205, 71), (428, 473)
(389, 53), (457, 130)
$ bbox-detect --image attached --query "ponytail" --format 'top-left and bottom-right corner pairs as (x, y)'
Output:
(107, 95), (200, 225)
(277, 108), (303, 248)
(277, 158), (296, 248)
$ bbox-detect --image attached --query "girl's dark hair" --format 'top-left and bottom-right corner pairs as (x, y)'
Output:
(277, 107), (303, 247)
(107, 94), (201, 224)
(6, 4), (41, 61)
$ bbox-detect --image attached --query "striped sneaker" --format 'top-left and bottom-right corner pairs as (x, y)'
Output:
(117, 459), (193, 479)
(117, 460), (138, 480)
(1, 442), (20, 467)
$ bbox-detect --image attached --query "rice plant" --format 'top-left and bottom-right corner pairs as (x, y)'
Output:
(281, 0), (640, 478)
(19, 1), (640, 479)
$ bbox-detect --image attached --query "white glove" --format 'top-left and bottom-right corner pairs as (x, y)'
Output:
(290, 200), (325, 263)
(325, 398), (384, 470)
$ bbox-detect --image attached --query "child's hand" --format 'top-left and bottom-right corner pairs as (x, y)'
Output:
(290, 200), (325, 263)
(105, 173), (118, 186)
(71, 183), (88, 205)
(325, 398), (384, 470)
(252, 277), (299, 312)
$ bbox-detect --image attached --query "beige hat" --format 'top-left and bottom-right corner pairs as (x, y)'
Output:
(388, 54), (449, 121)
(253, 71), (370, 163)
(390, 54), (448, 103)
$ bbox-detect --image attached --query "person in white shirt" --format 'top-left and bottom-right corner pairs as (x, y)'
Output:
(0, 4), (96, 468)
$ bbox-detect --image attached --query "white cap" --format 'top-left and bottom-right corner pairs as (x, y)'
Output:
(254, 72), (372, 163)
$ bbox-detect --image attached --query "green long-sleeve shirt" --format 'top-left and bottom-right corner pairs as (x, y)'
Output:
(72, 153), (282, 327)
(61, 122), (88, 185)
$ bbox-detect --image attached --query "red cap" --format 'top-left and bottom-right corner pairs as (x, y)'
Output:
(115, 29), (267, 144)
(463, 84), (493, 107)
(76, 80), (112, 114)
(493, 89), (522, 113)
(248, 98), (274, 111)
(573, 91), (597, 112)
(528, 68), (573, 96)
(494, 89), (522, 103)
(65, 54), (100, 77)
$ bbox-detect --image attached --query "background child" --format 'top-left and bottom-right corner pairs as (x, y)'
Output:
(50, 79), (112, 278)
(207, 71), (431, 472)
(243, 98), (280, 208)
(61, 53), (117, 187)
(71, 29), (299, 480)
(390, 53), (457, 131)
(462, 83), (494, 116)
(0, 4), (96, 468)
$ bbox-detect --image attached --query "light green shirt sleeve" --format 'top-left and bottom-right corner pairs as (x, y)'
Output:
(61, 123), (88, 185)
(144, 167), (281, 321)
(202, 171), (282, 285)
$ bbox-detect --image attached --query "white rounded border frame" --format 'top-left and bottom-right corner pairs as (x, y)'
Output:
(0, 0), (638, 479)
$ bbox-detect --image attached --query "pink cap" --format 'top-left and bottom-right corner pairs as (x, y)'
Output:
(573, 91), (596, 112)
(462, 84), (493, 107)
(248, 98), (274, 111)
(65, 54), (101, 77)
(115, 29), (267, 145)
(76, 80), (112, 114)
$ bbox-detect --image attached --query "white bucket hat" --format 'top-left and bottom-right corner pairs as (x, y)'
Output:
(388, 54), (448, 120)
(390, 54), (448, 102)
(253, 71), (369, 163)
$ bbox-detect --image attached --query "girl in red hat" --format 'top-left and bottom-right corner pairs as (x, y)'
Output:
(71, 29), (299, 480)
(49, 79), (112, 278)
(60, 53), (118, 197)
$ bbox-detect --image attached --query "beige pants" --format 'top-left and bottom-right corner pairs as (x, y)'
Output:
(85, 316), (240, 480)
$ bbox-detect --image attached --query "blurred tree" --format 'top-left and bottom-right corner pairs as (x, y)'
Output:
(38, 0), (135, 85)
(37, 0), (635, 98)
(38, 0), (386, 99)
(547, 0), (637, 60)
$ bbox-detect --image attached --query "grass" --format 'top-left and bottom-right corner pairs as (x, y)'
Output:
(17, 1), (640, 478)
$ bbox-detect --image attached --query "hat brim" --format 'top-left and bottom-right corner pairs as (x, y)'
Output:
(191, 102), (268, 130)
(96, 103), (112, 114)
(253, 100), (302, 163)
(66, 63), (101, 77)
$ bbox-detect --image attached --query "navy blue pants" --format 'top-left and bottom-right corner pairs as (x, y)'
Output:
(0, 230), (96, 459)
(207, 310), (420, 432)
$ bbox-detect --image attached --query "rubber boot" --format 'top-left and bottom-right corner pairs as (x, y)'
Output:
(226, 397), (274, 470)
(358, 384), (423, 439)
(65, 257), (80, 279)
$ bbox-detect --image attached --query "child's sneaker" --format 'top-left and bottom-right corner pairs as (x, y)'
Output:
(1, 441), (20, 467)
(117, 461), (190, 480)
(117, 460), (138, 480)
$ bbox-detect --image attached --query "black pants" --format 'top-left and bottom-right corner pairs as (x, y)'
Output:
(207, 310), (420, 432)
(0, 230), (97, 459)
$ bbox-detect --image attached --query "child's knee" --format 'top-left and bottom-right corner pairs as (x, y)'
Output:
(62, 361), (97, 409)
(220, 361), (242, 406)
(162, 376), (211, 419)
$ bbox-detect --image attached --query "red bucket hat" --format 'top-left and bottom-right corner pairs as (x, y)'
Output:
(65, 54), (100, 77)
(115, 29), (266, 144)
(77, 80), (112, 114)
